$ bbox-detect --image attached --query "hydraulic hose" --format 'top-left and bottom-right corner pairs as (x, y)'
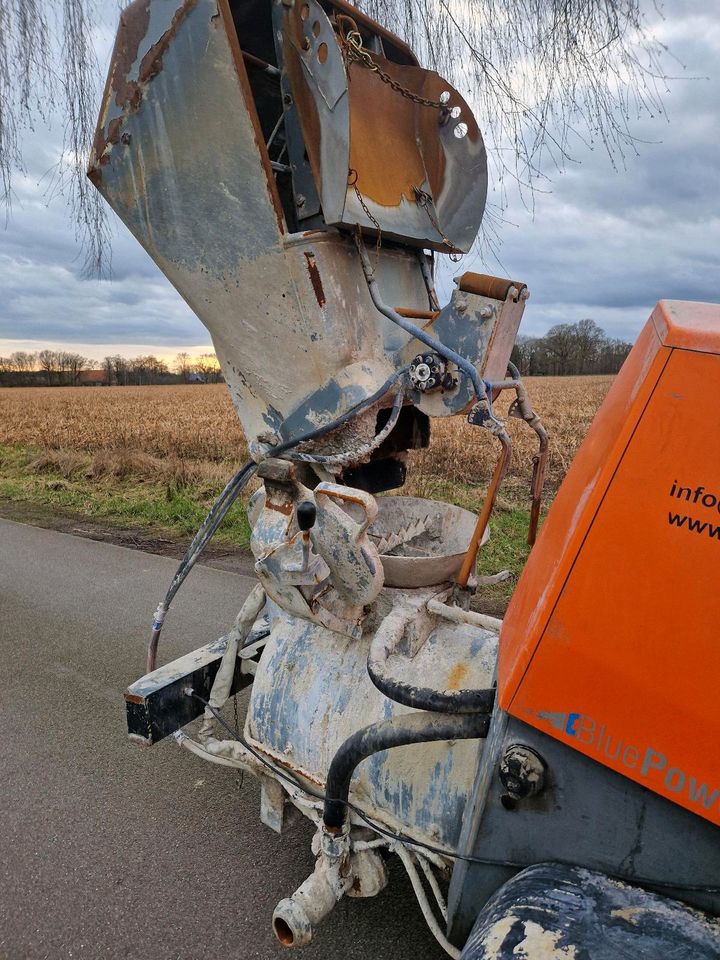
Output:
(367, 612), (496, 715)
(354, 231), (491, 407)
(323, 712), (491, 831)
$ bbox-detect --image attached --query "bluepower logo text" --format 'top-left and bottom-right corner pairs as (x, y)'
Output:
(535, 710), (720, 814)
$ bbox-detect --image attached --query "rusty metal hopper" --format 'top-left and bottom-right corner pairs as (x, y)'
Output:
(89, 0), (501, 453)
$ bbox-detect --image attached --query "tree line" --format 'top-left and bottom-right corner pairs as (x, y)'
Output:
(0, 350), (224, 387)
(1, 321), (631, 386)
(510, 319), (632, 376)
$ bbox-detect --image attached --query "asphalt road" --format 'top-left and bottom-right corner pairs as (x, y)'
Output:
(0, 519), (443, 960)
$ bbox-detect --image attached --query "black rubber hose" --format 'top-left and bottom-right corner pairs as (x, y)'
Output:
(367, 622), (496, 715)
(323, 712), (491, 831)
(366, 654), (496, 715)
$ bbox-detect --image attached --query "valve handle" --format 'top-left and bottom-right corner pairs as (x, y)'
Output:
(296, 500), (317, 532)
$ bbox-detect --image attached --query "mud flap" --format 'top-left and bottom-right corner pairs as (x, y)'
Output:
(459, 862), (720, 960)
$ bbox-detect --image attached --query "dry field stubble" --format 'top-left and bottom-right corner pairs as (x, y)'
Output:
(0, 378), (612, 499)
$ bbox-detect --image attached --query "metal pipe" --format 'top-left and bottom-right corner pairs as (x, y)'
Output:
(505, 364), (549, 546)
(457, 432), (512, 588)
(528, 425), (549, 545)
(242, 50), (280, 76)
(273, 857), (351, 947)
(354, 232), (490, 405)
(323, 713), (490, 831)
(426, 596), (502, 632)
(394, 307), (440, 320)
(417, 251), (441, 311)
(266, 111), (285, 150)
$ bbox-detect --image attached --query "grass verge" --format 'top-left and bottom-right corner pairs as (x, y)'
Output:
(0, 444), (252, 547)
(0, 443), (542, 608)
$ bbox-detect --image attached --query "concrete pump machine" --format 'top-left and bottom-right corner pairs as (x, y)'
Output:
(89, 0), (720, 955)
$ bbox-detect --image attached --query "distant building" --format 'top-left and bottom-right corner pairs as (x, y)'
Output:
(77, 369), (108, 386)
(188, 371), (207, 383)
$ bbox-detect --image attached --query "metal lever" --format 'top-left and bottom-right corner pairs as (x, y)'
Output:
(296, 500), (317, 571)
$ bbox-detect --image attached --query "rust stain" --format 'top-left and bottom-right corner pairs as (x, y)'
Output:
(458, 272), (526, 302)
(138, 0), (199, 84)
(394, 307), (440, 320)
(89, 0), (198, 183)
(266, 501), (294, 516)
(447, 663), (469, 690)
(304, 252), (326, 307)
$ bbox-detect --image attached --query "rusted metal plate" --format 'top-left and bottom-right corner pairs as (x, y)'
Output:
(282, 0), (487, 251)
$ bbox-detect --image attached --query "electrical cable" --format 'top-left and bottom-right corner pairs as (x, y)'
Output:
(188, 693), (720, 893)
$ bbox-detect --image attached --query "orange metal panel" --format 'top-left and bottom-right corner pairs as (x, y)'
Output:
(498, 312), (669, 700)
(500, 301), (720, 824)
(653, 299), (720, 354)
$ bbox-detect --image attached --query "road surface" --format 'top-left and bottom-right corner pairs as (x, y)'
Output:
(0, 519), (444, 960)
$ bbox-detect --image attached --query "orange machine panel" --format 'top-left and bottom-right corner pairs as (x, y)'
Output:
(499, 301), (720, 825)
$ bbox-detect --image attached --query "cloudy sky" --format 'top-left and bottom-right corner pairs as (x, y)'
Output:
(1, 0), (718, 363)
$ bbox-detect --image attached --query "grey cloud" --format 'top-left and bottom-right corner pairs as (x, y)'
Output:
(0, 2), (718, 352)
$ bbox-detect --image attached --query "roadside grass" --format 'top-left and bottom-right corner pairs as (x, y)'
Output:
(0, 442), (541, 607)
(0, 444), (253, 547)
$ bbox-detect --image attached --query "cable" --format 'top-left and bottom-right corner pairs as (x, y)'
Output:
(353, 231), (499, 417)
(187, 693), (720, 893)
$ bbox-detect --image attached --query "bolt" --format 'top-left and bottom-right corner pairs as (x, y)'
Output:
(296, 194), (306, 208)
(480, 304), (494, 320)
(520, 287), (530, 301)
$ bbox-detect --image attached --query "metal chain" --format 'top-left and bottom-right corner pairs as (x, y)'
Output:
(349, 169), (382, 268)
(340, 28), (446, 111)
(340, 24), (459, 259)
(412, 186), (461, 258)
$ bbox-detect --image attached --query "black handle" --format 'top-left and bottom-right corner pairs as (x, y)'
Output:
(296, 500), (317, 531)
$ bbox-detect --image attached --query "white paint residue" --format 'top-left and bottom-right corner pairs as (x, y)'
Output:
(481, 915), (519, 952)
(610, 907), (643, 926)
(513, 920), (577, 959)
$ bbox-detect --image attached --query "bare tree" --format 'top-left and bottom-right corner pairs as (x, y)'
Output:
(10, 350), (37, 373)
(1, 0), (672, 269)
(102, 355), (115, 385)
(37, 348), (60, 385)
(0, 0), (111, 274)
(174, 352), (193, 384)
(362, 0), (671, 229)
(510, 320), (633, 375)
(195, 352), (223, 384)
(63, 352), (90, 384)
